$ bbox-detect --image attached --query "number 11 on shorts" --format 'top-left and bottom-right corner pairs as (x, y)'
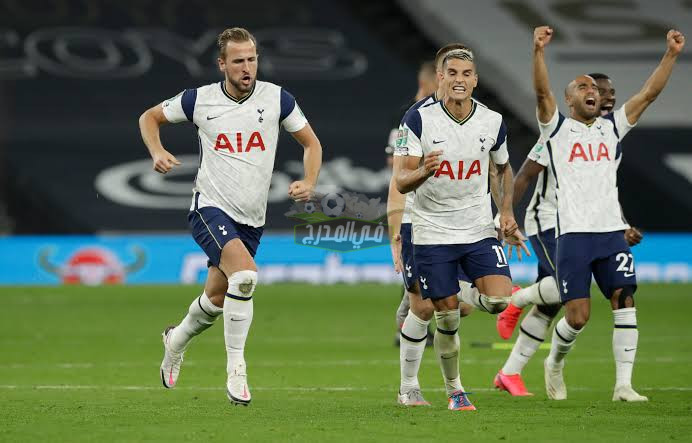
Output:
(492, 245), (509, 268)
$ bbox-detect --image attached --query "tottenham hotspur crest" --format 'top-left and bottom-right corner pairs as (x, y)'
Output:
(257, 108), (264, 123)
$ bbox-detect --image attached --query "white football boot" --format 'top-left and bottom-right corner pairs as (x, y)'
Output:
(397, 388), (430, 406)
(544, 358), (567, 400)
(613, 385), (648, 402)
(226, 362), (251, 406)
(160, 326), (184, 388)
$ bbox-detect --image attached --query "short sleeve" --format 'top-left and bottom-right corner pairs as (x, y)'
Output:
(395, 110), (422, 157)
(526, 137), (549, 167)
(603, 105), (636, 140)
(280, 89), (308, 133)
(490, 119), (509, 164)
(537, 105), (564, 139)
(162, 89), (196, 123)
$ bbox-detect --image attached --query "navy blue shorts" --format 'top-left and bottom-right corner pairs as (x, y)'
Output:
(414, 237), (511, 300)
(556, 231), (637, 303)
(528, 228), (557, 281)
(400, 223), (470, 291)
(188, 206), (263, 268)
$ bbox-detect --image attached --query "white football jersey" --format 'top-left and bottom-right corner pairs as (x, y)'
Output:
(394, 93), (438, 224)
(162, 80), (307, 227)
(399, 99), (509, 245)
(523, 137), (557, 237)
(537, 105), (634, 235)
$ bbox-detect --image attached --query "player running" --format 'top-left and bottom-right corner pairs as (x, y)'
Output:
(493, 73), (644, 396)
(396, 47), (527, 410)
(138, 27), (322, 405)
(531, 26), (683, 401)
(389, 44), (508, 406)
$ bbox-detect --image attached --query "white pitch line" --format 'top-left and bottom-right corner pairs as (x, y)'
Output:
(0, 385), (690, 392)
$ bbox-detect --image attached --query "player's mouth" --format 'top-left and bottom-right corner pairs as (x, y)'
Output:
(600, 102), (614, 113)
(585, 97), (597, 108)
(452, 85), (467, 93)
(241, 75), (252, 85)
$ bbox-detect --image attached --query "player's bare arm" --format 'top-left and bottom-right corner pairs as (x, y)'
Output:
(512, 158), (545, 206)
(395, 150), (442, 194)
(533, 26), (557, 124)
(495, 161), (518, 236)
(288, 123), (322, 202)
(138, 103), (182, 174)
(387, 156), (407, 273)
(489, 162), (503, 211)
(623, 30), (685, 125)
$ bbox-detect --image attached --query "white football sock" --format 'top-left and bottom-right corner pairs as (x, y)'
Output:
(613, 307), (638, 387)
(434, 310), (463, 396)
(399, 311), (430, 393)
(547, 317), (582, 368)
(512, 277), (560, 308)
(502, 307), (552, 374)
(224, 271), (257, 373)
(169, 292), (222, 353)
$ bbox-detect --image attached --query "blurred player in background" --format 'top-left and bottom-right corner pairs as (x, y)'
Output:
(396, 47), (528, 410)
(138, 27), (322, 405)
(494, 73), (644, 396)
(531, 26), (683, 401)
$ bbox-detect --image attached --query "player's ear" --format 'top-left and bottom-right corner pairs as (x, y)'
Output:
(217, 57), (225, 72)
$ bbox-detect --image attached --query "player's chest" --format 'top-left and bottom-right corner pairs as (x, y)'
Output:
(422, 120), (494, 159)
(553, 124), (617, 168)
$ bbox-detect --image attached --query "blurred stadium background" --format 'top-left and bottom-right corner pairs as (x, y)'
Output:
(1, 1), (691, 441)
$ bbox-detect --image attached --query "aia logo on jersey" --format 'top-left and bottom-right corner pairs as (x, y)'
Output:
(568, 142), (610, 162)
(434, 160), (482, 180)
(214, 132), (266, 153)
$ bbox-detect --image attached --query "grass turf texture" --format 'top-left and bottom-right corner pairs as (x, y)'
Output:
(1, 284), (691, 442)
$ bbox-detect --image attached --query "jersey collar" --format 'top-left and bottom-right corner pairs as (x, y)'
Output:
(220, 81), (256, 104)
(440, 99), (477, 126)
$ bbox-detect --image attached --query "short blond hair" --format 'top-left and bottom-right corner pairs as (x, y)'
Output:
(217, 27), (257, 57)
(435, 43), (473, 69)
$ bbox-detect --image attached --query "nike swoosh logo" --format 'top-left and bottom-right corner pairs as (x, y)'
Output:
(624, 272), (635, 277)
(496, 264), (509, 268)
(432, 139), (445, 144)
(404, 359), (419, 362)
(570, 128), (578, 132)
(520, 352), (532, 357)
(207, 115), (221, 120)
(624, 348), (636, 352)
(229, 318), (245, 322)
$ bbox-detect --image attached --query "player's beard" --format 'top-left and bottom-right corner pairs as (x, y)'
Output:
(229, 75), (255, 95)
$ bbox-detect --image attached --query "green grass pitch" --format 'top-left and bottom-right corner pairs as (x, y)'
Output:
(1, 284), (691, 442)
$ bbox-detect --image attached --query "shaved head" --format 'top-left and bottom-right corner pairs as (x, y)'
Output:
(564, 74), (600, 121)
(565, 75), (596, 98)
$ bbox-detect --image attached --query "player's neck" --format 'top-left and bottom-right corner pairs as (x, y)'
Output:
(570, 111), (597, 126)
(223, 79), (252, 101)
(443, 96), (473, 121)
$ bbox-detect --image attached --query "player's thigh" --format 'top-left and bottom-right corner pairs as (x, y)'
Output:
(556, 233), (593, 303)
(459, 237), (512, 297)
(592, 233), (638, 300)
(400, 223), (419, 292)
(220, 239), (257, 275)
(204, 266), (229, 306)
(413, 244), (460, 302)
(408, 287), (434, 320)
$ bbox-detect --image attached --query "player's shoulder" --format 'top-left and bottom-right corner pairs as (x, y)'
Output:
(473, 99), (502, 122)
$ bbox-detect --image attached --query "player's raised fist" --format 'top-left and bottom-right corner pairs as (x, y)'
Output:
(152, 149), (181, 174)
(423, 150), (443, 176)
(667, 29), (685, 55)
(534, 26), (553, 49)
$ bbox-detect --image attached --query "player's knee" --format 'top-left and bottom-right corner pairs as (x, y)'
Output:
(226, 269), (258, 300)
(566, 311), (589, 330)
(433, 310), (460, 354)
(610, 286), (635, 309)
(411, 303), (434, 321)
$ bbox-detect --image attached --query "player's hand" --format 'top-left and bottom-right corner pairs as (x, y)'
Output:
(500, 212), (519, 237)
(390, 233), (403, 273)
(503, 230), (531, 261)
(152, 149), (181, 174)
(625, 227), (643, 247)
(534, 26), (554, 50)
(422, 150), (443, 176)
(667, 29), (685, 56)
(288, 180), (314, 202)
